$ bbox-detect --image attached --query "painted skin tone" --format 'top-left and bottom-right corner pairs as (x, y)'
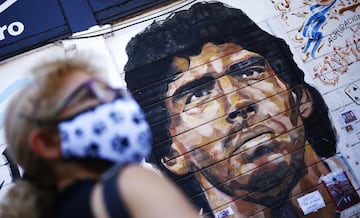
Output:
(161, 42), (334, 216)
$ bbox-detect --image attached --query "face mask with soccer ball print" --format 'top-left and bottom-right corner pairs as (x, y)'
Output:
(57, 96), (152, 165)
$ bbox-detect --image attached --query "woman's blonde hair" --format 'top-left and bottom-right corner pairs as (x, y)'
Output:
(0, 54), (102, 218)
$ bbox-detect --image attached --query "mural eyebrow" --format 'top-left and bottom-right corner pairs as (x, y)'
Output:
(172, 75), (215, 104)
(225, 56), (265, 75)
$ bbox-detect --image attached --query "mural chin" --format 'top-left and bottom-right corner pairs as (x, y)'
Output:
(247, 162), (294, 192)
(212, 148), (305, 200)
(243, 168), (304, 207)
(197, 134), (307, 205)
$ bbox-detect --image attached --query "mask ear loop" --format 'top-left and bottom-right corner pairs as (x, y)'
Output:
(52, 81), (92, 117)
(17, 113), (60, 127)
(17, 81), (91, 125)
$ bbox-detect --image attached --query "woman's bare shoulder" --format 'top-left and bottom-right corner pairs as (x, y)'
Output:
(120, 164), (199, 218)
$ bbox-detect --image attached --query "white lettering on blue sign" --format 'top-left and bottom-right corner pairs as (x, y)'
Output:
(0, 21), (25, 40)
(0, 0), (24, 41)
(0, 0), (18, 13)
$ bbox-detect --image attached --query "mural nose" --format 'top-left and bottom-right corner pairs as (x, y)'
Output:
(227, 103), (257, 122)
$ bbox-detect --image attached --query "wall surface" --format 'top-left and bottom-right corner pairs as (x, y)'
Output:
(0, 0), (360, 217)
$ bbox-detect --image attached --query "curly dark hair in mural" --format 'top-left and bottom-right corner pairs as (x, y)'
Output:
(125, 2), (336, 157)
(125, 1), (337, 217)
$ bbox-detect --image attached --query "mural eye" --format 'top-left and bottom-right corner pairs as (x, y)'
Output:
(239, 66), (264, 79)
(185, 88), (211, 105)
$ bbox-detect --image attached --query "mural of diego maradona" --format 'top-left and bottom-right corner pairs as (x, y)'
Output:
(124, 2), (344, 217)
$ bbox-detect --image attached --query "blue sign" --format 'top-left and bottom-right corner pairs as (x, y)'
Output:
(0, 0), (71, 61)
(0, 0), (171, 62)
(88, 0), (169, 24)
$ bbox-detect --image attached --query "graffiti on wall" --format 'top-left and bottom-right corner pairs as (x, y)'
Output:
(271, 0), (291, 21)
(312, 24), (360, 85)
(272, 0), (360, 86)
(302, 0), (337, 59)
(123, 2), (348, 217)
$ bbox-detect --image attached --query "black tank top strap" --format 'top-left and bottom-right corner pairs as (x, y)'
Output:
(101, 164), (131, 218)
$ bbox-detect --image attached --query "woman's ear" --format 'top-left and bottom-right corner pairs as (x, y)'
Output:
(29, 128), (62, 160)
(161, 142), (190, 175)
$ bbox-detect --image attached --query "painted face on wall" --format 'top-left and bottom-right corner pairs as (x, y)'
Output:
(163, 42), (313, 204)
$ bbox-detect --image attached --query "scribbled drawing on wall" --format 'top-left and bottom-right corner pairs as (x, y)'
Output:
(302, 0), (337, 58)
(123, 2), (347, 217)
(281, 0), (360, 63)
(338, 0), (360, 15)
(272, 0), (343, 60)
(313, 61), (338, 85)
(271, 0), (291, 22)
(313, 25), (360, 85)
(327, 11), (360, 48)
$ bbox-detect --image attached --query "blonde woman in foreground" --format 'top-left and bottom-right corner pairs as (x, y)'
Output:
(0, 55), (199, 218)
